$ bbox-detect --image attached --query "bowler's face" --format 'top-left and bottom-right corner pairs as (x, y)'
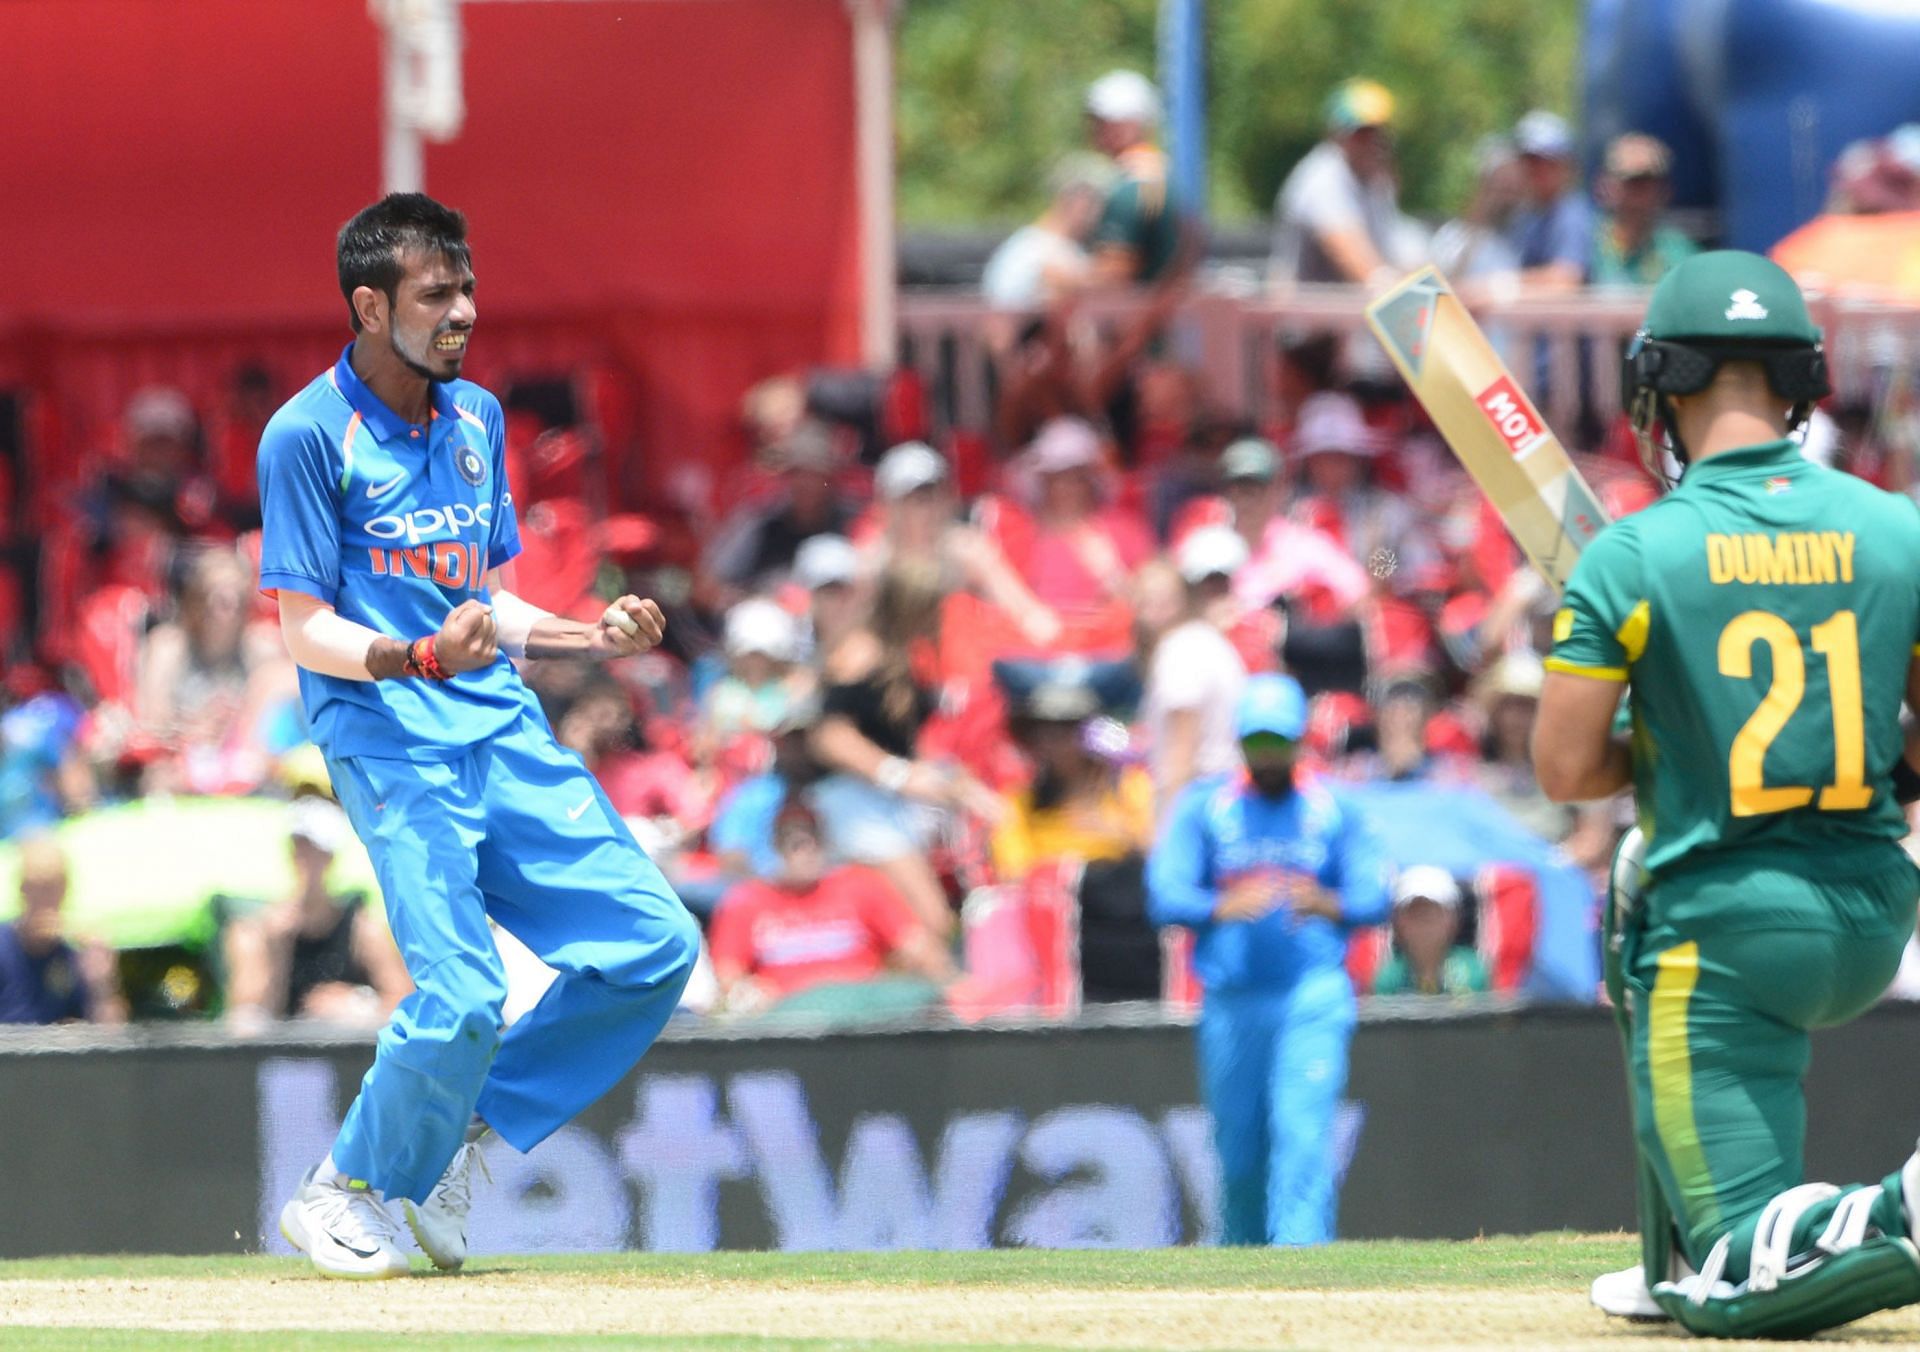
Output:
(387, 250), (476, 382)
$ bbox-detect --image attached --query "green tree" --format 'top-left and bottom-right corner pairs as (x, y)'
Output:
(894, 0), (1581, 229)
(896, 0), (1158, 228)
(1212, 0), (1581, 220)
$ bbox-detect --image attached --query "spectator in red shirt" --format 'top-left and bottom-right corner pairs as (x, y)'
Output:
(708, 802), (956, 1014)
(1175, 437), (1370, 622)
(1012, 418), (1153, 631)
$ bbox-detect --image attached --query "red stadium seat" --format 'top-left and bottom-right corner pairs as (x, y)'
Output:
(1474, 863), (1541, 993)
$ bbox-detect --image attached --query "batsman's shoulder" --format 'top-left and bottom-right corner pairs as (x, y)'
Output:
(1567, 507), (1649, 587)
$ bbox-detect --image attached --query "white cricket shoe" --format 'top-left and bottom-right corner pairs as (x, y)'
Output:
(403, 1138), (493, 1271)
(1591, 1263), (1669, 1321)
(279, 1166), (409, 1279)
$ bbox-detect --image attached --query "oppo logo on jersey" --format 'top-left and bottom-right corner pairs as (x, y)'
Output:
(361, 497), (506, 591)
(365, 500), (496, 545)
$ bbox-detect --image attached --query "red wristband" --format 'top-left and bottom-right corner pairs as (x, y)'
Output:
(405, 636), (451, 681)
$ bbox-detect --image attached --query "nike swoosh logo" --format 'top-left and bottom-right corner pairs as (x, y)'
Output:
(567, 797), (593, 820)
(366, 473), (406, 499)
(338, 1239), (382, 1259)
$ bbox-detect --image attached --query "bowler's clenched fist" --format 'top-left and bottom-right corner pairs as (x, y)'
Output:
(592, 595), (666, 658)
(436, 599), (498, 673)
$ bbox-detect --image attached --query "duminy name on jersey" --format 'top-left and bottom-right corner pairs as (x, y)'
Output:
(1706, 531), (1856, 587)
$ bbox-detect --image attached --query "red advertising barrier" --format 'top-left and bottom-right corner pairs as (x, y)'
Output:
(0, 0), (862, 512)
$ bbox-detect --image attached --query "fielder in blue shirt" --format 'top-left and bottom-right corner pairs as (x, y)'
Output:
(260, 194), (698, 1279)
(1148, 674), (1389, 1245)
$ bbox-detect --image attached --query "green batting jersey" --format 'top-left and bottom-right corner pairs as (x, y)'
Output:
(1551, 439), (1920, 905)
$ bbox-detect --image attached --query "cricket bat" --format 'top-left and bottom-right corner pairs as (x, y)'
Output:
(1363, 267), (1608, 595)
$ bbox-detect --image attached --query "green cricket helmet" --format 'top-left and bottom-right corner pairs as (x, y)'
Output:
(1621, 250), (1830, 445)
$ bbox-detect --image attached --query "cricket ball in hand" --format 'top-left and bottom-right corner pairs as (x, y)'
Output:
(601, 603), (640, 637)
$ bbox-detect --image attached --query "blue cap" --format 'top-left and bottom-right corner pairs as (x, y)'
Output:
(1236, 674), (1308, 740)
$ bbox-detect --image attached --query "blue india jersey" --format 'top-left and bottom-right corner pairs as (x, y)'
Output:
(257, 345), (534, 760)
(1147, 774), (1391, 993)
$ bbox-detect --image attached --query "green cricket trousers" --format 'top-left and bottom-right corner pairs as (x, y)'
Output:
(1627, 858), (1918, 1282)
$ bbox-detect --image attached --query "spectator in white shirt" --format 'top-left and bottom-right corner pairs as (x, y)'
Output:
(1142, 526), (1250, 816)
(1269, 79), (1414, 289)
(982, 155), (1115, 312)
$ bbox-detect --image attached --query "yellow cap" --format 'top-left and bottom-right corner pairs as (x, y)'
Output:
(1326, 78), (1394, 133)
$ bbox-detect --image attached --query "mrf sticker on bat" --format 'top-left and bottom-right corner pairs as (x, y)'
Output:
(1475, 376), (1550, 458)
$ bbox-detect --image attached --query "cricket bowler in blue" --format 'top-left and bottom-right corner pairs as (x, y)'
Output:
(1147, 674), (1389, 1245)
(259, 195), (699, 1278)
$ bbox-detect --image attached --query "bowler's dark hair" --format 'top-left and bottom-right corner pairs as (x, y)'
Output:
(336, 194), (471, 331)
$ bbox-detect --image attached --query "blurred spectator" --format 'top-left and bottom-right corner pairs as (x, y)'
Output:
(1432, 136), (1524, 290)
(993, 682), (1153, 884)
(1591, 133), (1697, 287)
(991, 288), (1188, 463)
(1142, 527), (1250, 811)
(1506, 110), (1592, 294)
(1084, 70), (1182, 285)
(1292, 392), (1436, 586)
(702, 598), (800, 747)
(1272, 332), (1342, 439)
(1470, 651), (1618, 870)
(1350, 675), (1441, 784)
(810, 560), (1001, 937)
(708, 801), (955, 1016)
(118, 386), (221, 535)
(122, 386), (198, 482)
(0, 838), (122, 1024)
(1370, 865), (1489, 997)
(207, 366), (278, 527)
(793, 532), (865, 662)
(0, 690), (92, 838)
(222, 798), (410, 1030)
(1470, 651), (1567, 840)
(983, 154), (1114, 311)
(1212, 437), (1370, 618)
(1012, 418), (1154, 632)
(710, 697), (823, 887)
(703, 421), (853, 594)
(871, 441), (1061, 648)
(133, 546), (292, 794)
(1826, 127), (1920, 215)
(1269, 78), (1413, 289)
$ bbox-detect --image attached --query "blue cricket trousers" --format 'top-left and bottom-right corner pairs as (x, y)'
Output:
(1196, 967), (1356, 1246)
(324, 711), (699, 1203)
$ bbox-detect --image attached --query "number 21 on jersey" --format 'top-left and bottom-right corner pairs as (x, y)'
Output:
(1717, 610), (1871, 817)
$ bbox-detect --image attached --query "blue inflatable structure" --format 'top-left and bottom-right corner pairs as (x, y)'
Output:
(1584, 0), (1920, 250)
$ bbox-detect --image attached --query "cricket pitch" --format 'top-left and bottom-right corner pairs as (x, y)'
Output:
(4, 1235), (1919, 1350)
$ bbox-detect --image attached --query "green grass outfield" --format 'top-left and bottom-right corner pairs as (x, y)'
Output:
(10, 1233), (1809, 1352)
(0, 1233), (1636, 1288)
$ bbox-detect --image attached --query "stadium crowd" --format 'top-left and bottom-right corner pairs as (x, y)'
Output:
(8, 74), (1920, 1030)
